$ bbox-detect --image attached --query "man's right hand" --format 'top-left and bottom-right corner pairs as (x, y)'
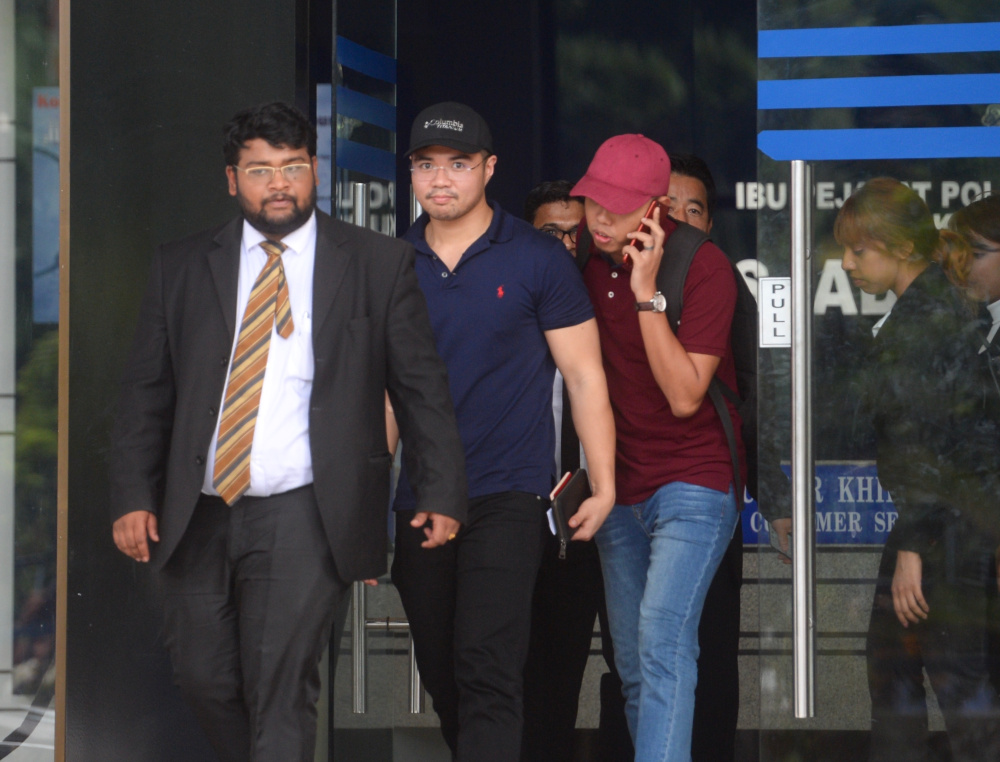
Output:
(112, 510), (160, 562)
(411, 511), (462, 549)
(770, 517), (792, 565)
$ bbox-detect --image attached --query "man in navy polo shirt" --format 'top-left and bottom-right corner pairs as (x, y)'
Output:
(572, 135), (743, 761)
(390, 102), (616, 762)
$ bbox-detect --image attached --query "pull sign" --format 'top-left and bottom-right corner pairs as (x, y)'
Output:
(759, 277), (791, 348)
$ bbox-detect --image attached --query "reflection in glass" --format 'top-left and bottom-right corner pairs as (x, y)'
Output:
(333, 0), (397, 235)
(3, 0), (59, 758)
(834, 178), (1000, 760)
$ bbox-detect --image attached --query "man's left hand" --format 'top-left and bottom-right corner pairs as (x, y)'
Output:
(568, 493), (615, 542)
(411, 511), (462, 548)
(892, 549), (929, 627)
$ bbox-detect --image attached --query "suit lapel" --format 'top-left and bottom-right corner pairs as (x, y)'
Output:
(208, 217), (243, 339)
(313, 212), (353, 332)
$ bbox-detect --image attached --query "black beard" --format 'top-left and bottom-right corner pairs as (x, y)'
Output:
(237, 185), (317, 238)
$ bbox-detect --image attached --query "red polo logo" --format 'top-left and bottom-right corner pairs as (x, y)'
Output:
(497, 285), (505, 298)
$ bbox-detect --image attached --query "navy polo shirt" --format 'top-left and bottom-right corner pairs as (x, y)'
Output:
(392, 201), (594, 511)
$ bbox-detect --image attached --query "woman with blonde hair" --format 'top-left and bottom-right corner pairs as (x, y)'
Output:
(835, 177), (1000, 762)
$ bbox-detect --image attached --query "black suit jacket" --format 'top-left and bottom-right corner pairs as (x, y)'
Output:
(862, 263), (1000, 558)
(110, 211), (467, 579)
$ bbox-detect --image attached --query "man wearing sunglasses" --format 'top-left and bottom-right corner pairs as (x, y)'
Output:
(110, 101), (466, 762)
(390, 102), (616, 762)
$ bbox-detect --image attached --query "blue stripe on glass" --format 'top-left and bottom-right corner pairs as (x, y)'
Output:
(758, 127), (1000, 160)
(759, 22), (1000, 59)
(337, 87), (396, 132)
(759, 73), (1000, 109)
(335, 36), (398, 83)
(336, 138), (396, 181)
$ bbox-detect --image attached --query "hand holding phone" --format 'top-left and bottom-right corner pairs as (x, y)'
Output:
(624, 199), (662, 263)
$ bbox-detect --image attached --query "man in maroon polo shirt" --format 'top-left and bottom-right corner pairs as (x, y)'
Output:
(571, 134), (743, 761)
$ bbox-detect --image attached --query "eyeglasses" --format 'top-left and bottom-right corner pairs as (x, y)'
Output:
(232, 163), (313, 184)
(539, 226), (578, 244)
(410, 159), (484, 177)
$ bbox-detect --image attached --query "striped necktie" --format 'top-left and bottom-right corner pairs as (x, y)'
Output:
(212, 240), (294, 505)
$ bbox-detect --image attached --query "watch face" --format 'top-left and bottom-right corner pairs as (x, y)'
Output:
(636, 292), (667, 312)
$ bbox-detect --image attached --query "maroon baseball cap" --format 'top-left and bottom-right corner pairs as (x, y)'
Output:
(571, 134), (671, 214)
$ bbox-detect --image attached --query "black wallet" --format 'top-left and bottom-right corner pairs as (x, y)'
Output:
(549, 469), (592, 559)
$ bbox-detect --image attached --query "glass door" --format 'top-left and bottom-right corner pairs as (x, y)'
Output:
(324, 2), (452, 759)
(2, 1), (59, 758)
(753, 3), (1000, 760)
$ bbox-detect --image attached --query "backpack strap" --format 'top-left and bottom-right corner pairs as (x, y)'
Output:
(657, 220), (745, 511)
(708, 379), (745, 512)
(656, 219), (709, 332)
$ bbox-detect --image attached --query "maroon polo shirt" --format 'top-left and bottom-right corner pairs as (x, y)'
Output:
(583, 221), (745, 504)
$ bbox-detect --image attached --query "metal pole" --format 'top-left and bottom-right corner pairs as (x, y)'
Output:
(0, 0), (18, 697)
(352, 181), (370, 229)
(410, 189), (423, 224)
(349, 182), (429, 715)
(790, 159), (816, 718)
(351, 581), (367, 713)
(408, 635), (425, 713)
(348, 183), (371, 715)
(407, 182), (426, 714)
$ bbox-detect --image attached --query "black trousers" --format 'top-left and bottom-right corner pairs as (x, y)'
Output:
(867, 527), (1000, 762)
(392, 492), (547, 762)
(521, 534), (606, 762)
(158, 488), (348, 762)
(520, 517), (743, 762)
(692, 528), (743, 762)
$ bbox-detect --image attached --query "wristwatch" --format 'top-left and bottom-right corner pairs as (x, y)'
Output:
(635, 292), (667, 313)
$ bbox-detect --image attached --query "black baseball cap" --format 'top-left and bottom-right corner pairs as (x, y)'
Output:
(407, 102), (493, 156)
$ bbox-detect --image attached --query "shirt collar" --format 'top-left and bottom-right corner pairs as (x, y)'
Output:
(404, 200), (510, 257)
(242, 210), (317, 256)
(988, 299), (1000, 328)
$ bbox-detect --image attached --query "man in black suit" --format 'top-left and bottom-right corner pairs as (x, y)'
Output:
(109, 102), (466, 762)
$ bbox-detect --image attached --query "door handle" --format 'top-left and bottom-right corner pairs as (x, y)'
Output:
(348, 183), (427, 715)
(351, 580), (368, 714)
(351, 183), (372, 716)
(790, 160), (816, 718)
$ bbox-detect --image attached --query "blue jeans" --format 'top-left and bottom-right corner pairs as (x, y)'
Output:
(595, 482), (738, 762)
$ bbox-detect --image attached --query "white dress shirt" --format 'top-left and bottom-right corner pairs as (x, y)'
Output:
(987, 299), (1000, 345)
(551, 371), (587, 476)
(871, 310), (891, 338)
(203, 212), (317, 496)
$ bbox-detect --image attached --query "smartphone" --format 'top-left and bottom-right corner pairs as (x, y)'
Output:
(624, 199), (662, 263)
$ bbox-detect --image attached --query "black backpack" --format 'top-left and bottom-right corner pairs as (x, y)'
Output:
(577, 220), (759, 511)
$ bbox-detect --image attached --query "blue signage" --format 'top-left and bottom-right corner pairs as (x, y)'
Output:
(32, 87), (60, 324)
(742, 462), (896, 546)
(757, 22), (1000, 161)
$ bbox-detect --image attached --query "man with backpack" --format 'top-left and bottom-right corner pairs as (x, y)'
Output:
(571, 134), (744, 761)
